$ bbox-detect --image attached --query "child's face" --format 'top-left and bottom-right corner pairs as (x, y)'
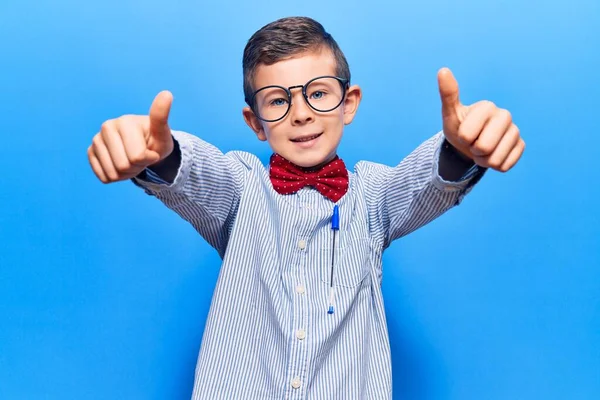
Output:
(243, 48), (361, 168)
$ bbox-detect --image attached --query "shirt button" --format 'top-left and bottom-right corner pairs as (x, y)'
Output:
(298, 239), (306, 250)
(291, 377), (302, 389)
(296, 329), (306, 340)
(296, 284), (305, 294)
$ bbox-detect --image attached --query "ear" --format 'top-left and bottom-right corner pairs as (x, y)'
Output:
(243, 106), (267, 141)
(342, 84), (362, 125)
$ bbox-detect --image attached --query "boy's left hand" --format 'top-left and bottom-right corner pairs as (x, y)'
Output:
(437, 67), (525, 172)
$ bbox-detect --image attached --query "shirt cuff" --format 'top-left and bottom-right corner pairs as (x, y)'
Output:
(431, 132), (486, 192)
(143, 168), (170, 184)
(130, 130), (193, 195)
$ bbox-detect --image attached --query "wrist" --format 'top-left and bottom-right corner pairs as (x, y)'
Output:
(146, 136), (181, 184)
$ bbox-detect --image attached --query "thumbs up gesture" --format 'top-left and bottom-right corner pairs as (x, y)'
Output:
(88, 91), (174, 183)
(437, 68), (525, 172)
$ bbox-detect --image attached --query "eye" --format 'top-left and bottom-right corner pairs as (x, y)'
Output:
(269, 98), (288, 107)
(310, 91), (326, 100)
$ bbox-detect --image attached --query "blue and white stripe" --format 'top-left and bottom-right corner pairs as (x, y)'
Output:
(133, 130), (483, 399)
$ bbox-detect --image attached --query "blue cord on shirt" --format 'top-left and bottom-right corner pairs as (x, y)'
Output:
(328, 205), (339, 314)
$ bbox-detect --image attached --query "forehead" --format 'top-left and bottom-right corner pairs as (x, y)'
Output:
(253, 48), (337, 89)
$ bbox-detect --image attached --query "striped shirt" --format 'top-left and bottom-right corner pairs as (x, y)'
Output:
(132, 130), (483, 399)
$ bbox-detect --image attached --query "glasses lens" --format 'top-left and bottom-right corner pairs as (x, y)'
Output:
(254, 86), (290, 121)
(306, 77), (345, 112)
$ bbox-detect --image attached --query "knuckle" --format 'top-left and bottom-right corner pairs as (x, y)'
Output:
(114, 160), (131, 173)
(483, 100), (496, 109)
(129, 151), (147, 165)
(119, 114), (135, 121)
(106, 171), (120, 181)
(94, 170), (105, 182)
(512, 126), (521, 139)
(457, 126), (473, 144)
(475, 143), (493, 155)
(476, 100), (493, 111)
(488, 157), (502, 170)
(100, 120), (113, 132)
(116, 115), (138, 130)
(92, 134), (102, 147)
(114, 116), (126, 130)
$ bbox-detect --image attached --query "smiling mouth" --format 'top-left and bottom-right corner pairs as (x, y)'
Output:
(291, 133), (322, 142)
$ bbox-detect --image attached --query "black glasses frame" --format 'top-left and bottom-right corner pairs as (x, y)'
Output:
(246, 75), (350, 122)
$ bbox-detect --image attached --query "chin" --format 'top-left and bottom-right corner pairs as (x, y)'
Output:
(296, 160), (322, 168)
(293, 153), (335, 168)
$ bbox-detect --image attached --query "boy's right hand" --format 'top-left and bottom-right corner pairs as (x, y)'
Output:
(87, 91), (174, 183)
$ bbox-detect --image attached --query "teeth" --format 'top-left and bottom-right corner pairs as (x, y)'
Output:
(295, 134), (320, 142)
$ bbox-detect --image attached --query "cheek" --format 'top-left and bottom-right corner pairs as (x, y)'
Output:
(323, 112), (345, 132)
(263, 123), (285, 142)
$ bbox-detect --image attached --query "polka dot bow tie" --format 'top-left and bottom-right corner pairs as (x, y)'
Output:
(269, 154), (349, 203)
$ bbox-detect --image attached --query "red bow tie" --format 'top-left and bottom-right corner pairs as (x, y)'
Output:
(269, 154), (349, 202)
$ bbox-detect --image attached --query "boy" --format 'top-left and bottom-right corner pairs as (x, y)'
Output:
(87, 16), (524, 400)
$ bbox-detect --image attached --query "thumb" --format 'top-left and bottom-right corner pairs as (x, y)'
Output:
(148, 90), (173, 142)
(437, 67), (461, 122)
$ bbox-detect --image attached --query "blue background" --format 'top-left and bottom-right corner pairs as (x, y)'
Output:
(1, 0), (598, 399)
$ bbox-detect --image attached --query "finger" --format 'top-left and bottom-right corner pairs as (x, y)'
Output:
(92, 134), (119, 181)
(149, 90), (173, 142)
(438, 67), (461, 122)
(456, 100), (496, 146)
(481, 124), (521, 169)
(470, 109), (513, 157)
(499, 138), (525, 172)
(101, 122), (135, 174)
(116, 117), (161, 167)
(88, 145), (108, 183)
(472, 125), (521, 170)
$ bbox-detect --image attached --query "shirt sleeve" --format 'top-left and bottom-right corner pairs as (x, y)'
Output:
(131, 130), (249, 257)
(360, 131), (486, 249)
(438, 138), (482, 182)
(139, 167), (171, 184)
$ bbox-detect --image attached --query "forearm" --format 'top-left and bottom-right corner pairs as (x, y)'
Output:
(130, 131), (248, 255)
(363, 132), (485, 247)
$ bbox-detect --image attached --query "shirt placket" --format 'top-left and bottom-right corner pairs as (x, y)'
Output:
(284, 189), (318, 400)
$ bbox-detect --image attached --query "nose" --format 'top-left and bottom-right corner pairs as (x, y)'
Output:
(289, 90), (314, 125)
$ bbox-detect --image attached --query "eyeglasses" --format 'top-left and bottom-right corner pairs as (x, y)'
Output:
(247, 75), (349, 122)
